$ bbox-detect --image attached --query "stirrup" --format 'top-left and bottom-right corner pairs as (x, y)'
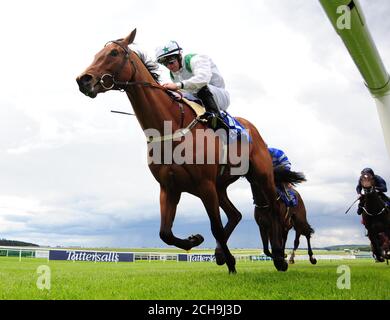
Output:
(200, 112), (219, 129)
(210, 115), (218, 129)
(199, 111), (212, 120)
(213, 115), (230, 131)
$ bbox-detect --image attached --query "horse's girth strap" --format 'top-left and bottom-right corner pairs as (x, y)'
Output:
(146, 118), (200, 144)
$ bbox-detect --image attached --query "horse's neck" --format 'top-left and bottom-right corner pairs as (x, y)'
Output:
(365, 192), (383, 210)
(125, 61), (180, 133)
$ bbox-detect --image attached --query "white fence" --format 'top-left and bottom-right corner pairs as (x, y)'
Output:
(0, 246), (373, 262)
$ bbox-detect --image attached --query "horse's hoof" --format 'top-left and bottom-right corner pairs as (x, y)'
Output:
(274, 259), (288, 272)
(188, 234), (204, 247)
(226, 255), (236, 273)
(288, 259), (295, 264)
(310, 258), (317, 265)
(229, 268), (237, 274)
(214, 249), (226, 266)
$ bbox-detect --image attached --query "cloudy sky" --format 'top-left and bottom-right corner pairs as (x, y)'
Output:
(0, 0), (389, 250)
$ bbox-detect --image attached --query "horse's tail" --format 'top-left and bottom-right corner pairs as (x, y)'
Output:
(307, 224), (315, 236)
(296, 221), (315, 237)
(274, 169), (306, 186)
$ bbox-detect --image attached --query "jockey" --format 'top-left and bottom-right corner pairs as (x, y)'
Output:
(268, 147), (292, 172)
(155, 40), (230, 129)
(356, 167), (388, 215)
(268, 147), (294, 204)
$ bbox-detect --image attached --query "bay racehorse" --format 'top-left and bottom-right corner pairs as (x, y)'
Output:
(76, 29), (288, 273)
(360, 172), (390, 262)
(254, 170), (317, 264)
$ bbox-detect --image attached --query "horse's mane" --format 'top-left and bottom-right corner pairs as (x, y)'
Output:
(134, 51), (160, 82)
(131, 44), (160, 82)
(274, 169), (306, 186)
(113, 39), (160, 82)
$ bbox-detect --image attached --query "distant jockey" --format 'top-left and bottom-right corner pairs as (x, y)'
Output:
(356, 167), (389, 216)
(268, 147), (291, 172)
(268, 147), (297, 207)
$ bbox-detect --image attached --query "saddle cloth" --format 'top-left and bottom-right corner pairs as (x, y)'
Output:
(277, 187), (298, 207)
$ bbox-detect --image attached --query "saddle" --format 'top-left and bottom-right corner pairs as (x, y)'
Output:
(178, 96), (228, 131)
(166, 90), (205, 117)
(182, 97), (206, 118)
(166, 90), (251, 143)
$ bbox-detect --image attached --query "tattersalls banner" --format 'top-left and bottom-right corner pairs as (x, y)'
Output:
(49, 250), (134, 262)
(178, 254), (216, 262)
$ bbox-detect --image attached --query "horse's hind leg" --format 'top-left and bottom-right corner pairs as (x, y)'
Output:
(200, 181), (236, 273)
(289, 232), (300, 264)
(305, 232), (317, 265)
(215, 188), (242, 265)
(294, 221), (317, 264)
(159, 187), (204, 251)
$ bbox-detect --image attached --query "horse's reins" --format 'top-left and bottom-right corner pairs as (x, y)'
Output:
(345, 197), (360, 214)
(361, 185), (390, 216)
(101, 40), (193, 141)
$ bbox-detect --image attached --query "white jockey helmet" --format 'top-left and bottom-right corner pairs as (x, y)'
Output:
(155, 41), (183, 63)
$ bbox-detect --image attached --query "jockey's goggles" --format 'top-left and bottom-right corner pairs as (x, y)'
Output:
(160, 57), (177, 66)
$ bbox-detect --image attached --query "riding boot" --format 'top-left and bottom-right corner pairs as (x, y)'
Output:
(197, 86), (228, 130)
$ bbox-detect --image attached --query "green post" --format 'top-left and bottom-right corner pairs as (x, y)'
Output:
(319, 0), (390, 156)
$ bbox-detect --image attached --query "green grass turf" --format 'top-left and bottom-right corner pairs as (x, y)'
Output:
(0, 257), (389, 300)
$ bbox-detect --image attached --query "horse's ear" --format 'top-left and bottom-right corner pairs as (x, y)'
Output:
(124, 28), (137, 45)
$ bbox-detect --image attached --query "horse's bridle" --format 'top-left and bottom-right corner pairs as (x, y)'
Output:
(361, 185), (389, 216)
(95, 39), (190, 142)
(98, 40), (137, 91)
(98, 40), (167, 93)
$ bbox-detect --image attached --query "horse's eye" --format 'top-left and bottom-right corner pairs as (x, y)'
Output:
(110, 49), (119, 57)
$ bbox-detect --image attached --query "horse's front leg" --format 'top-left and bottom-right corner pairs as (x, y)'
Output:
(215, 189), (242, 265)
(256, 211), (273, 258)
(159, 186), (204, 250)
(367, 228), (385, 262)
(252, 205), (273, 257)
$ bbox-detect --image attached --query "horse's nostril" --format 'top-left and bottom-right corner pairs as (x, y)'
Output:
(77, 74), (93, 86)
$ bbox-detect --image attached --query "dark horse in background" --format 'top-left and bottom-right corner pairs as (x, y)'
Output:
(254, 170), (317, 264)
(360, 172), (390, 262)
(76, 29), (294, 273)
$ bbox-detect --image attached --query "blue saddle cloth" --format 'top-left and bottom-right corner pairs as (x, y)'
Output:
(220, 111), (252, 144)
(277, 187), (298, 207)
